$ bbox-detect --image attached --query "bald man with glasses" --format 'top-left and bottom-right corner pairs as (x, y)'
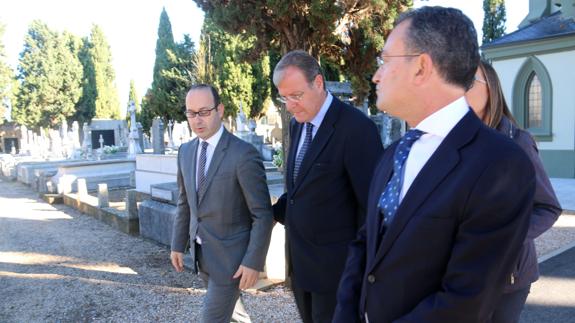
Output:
(171, 84), (273, 323)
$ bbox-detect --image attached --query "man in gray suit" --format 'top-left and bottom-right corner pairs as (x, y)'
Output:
(170, 84), (274, 323)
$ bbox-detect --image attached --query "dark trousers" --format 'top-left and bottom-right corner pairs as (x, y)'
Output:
(491, 285), (531, 323)
(292, 284), (337, 323)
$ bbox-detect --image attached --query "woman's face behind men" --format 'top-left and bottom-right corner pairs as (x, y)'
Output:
(465, 66), (489, 122)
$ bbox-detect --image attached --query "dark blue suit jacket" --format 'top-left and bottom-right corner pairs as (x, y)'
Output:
(273, 96), (383, 293)
(334, 111), (535, 322)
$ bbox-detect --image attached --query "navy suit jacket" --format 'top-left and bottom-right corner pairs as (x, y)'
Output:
(273, 96), (383, 293)
(334, 111), (535, 322)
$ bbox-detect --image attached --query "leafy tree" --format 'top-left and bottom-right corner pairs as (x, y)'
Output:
(482, 0), (507, 45)
(194, 0), (411, 154)
(162, 34), (196, 123)
(126, 79), (141, 127)
(0, 23), (14, 123)
(139, 89), (154, 135)
(195, 0), (410, 101)
(87, 25), (120, 119)
(128, 79), (140, 112)
(13, 20), (83, 129)
(198, 17), (271, 120)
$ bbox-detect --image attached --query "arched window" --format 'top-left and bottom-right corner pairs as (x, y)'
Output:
(526, 72), (542, 128)
(513, 56), (552, 140)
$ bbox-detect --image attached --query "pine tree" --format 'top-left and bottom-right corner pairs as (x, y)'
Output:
(13, 21), (83, 129)
(194, 0), (411, 155)
(198, 17), (271, 119)
(162, 34), (196, 122)
(482, 0), (507, 45)
(0, 23), (14, 124)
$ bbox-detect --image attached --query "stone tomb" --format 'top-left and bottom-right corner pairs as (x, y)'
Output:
(89, 119), (128, 148)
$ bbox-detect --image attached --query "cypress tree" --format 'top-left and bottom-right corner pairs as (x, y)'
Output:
(147, 7), (176, 123)
(482, 0), (507, 45)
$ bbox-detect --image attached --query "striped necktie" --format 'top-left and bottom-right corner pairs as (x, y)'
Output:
(197, 141), (208, 200)
(293, 122), (313, 184)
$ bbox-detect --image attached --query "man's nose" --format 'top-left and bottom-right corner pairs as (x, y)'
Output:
(372, 69), (381, 84)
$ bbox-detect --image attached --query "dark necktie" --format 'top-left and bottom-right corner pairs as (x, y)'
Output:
(293, 123), (314, 184)
(197, 141), (208, 200)
(379, 129), (425, 231)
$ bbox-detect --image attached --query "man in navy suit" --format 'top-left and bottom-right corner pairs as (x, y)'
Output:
(272, 50), (383, 322)
(334, 7), (535, 323)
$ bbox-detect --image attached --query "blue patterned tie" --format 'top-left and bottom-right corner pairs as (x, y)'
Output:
(379, 129), (425, 230)
(293, 123), (314, 184)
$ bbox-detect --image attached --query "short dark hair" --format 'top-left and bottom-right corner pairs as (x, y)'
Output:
(396, 6), (479, 90)
(189, 84), (221, 107)
(273, 50), (325, 90)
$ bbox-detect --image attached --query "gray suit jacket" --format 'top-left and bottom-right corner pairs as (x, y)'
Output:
(171, 128), (273, 284)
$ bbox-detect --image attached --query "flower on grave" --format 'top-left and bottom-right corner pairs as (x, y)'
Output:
(102, 145), (119, 154)
(272, 148), (283, 168)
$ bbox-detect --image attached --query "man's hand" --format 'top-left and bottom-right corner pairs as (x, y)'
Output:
(171, 251), (185, 272)
(232, 265), (259, 290)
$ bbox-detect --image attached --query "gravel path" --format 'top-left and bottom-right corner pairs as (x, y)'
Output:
(0, 179), (300, 322)
(2, 178), (574, 322)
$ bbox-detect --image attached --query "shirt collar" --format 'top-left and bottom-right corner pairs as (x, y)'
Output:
(200, 124), (224, 148)
(415, 96), (469, 138)
(309, 92), (333, 129)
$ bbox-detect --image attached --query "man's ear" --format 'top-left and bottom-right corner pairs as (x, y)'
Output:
(412, 53), (433, 85)
(217, 103), (225, 118)
(313, 74), (324, 90)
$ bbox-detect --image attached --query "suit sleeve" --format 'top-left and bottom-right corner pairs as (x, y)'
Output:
(273, 193), (287, 224)
(514, 130), (561, 240)
(236, 145), (274, 271)
(397, 150), (535, 322)
(171, 146), (191, 253)
(333, 223), (367, 323)
(343, 116), (383, 226)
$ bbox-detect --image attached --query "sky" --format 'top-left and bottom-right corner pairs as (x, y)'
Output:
(0, 0), (528, 117)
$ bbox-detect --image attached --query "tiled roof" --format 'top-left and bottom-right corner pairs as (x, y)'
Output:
(483, 11), (575, 48)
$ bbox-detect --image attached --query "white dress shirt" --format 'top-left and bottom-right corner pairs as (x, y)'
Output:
(195, 125), (224, 244)
(400, 97), (469, 201)
(196, 125), (224, 191)
(295, 92), (333, 156)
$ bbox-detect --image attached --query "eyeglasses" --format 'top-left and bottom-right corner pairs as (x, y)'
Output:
(277, 92), (305, 104)
(185, 106), (217, 118)
(474, 76), (487, 84)
(376, 54), (422, 67)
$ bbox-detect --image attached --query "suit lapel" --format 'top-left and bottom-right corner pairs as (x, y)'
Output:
(188, 139), (200, 210)
(292, 98), (341, 192)
(286, 120), (302, 193)
(197, 129), (230, 206)
(366, 144), (395, 262)
(370, 111), (481, 269)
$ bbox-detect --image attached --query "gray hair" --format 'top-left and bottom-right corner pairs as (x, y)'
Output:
(273, 50), (325, 90)
(396, 6), (480, 90)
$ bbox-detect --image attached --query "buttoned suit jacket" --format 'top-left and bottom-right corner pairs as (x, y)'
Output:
(171, 128), (274, 284)
(334, 111), (536, 323)
(273, 96), (383, 293)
